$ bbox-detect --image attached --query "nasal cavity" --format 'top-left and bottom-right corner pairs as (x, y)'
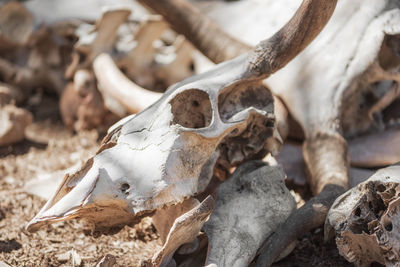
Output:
(170, 89), (213, 128)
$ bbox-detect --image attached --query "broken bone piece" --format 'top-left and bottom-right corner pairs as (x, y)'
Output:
(203, 161), (296, 266)
(152, 197), (200, 243)
(59, 69), (108, 131)
(152, 196), (214, 267)
(325, 164), (400, 266)
(0, 105), (33, 147)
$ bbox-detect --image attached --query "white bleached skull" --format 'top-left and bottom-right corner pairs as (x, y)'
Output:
(325, 164), (400, 266)
(27, 54), (278, 234)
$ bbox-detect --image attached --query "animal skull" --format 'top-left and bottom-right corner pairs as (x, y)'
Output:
(26, 0), (336, 238)
(26, 54), (278, 233)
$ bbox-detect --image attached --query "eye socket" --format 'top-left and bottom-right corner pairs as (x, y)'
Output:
(170, 89), (212, 128)
(218, 83), (273, 122)
(120, 183), (130, 194)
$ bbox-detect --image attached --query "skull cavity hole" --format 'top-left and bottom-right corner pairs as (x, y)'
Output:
(170, 89), (212, 128)
(218, 83), (273, 122)
(120, 183), (130, 195)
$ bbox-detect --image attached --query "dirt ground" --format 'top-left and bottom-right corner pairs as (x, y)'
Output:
(0, 97), (352, 266)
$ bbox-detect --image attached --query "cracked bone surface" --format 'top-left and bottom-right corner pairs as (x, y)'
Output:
(26, 0), (334, 242)
(203, 161), (295, 266)
(325, 164), (400, 266)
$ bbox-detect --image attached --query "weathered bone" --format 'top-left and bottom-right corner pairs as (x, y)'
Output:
(27, 0), (335, 242)
(203, 161), (295, 266)
(152, 196), (214, 267)
(59, 69), (108, 131)
(152, 197), (200, 243)
(0, 105), (33, 147)
(93, 53), (161, 114)
(325, 164), (400, 266)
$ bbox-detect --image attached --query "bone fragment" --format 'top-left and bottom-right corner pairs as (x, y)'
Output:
(152, 198), (200, 243)
(204, 161), (295, 266)
(325, 164), (400, 266)
(0, 105), (33, 147)
(152, 196), (214, 267)
(59, 69), (108, 130)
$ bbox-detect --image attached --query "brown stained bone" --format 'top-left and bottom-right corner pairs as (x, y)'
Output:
(203, 161), (295, 266)
(0, 105), (33, 147)
(303, 133), (349, 196)
(348, 129), (400, 168)
(152, 197), (200, 243)
(152, 196), (214, 267)
(137, 0), (250, 64)
(325, 164), (400, 266)
(59, 69), (108, 131)
(0, 2), (34, 50)
(93, 53), (161, 114)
